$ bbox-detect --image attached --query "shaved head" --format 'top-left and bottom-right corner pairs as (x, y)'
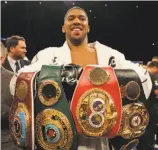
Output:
(64, 6), (88, 23)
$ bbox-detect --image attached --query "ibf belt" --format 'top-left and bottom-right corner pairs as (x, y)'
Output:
(35, 65), (77, 150)
(114, 69), (147, 105)
(118, 103), (149, 139)
(71, 65), (122, 138)
(9, 72), (37, 150)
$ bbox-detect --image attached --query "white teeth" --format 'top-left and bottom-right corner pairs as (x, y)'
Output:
(73, 28), (80, 31)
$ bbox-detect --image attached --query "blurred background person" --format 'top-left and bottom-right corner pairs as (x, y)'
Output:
(147, 61), (158, 75)
(2, 35), (30, 73)
(146, 56), (158, 67)
(137, 61), (158, 150)
(1, 42), (22, 150)
(152, 56), (158, 62)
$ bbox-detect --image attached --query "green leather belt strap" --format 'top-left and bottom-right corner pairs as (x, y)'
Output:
(35, 65), (78, 150)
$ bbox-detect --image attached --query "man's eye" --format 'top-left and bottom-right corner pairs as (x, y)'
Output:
(68, 17), (74, 21)
(80, 17), (86, 21)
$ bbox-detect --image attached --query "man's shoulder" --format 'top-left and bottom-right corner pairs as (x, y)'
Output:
(31, 45), (65, 64)
(37, 46), (63, 54)
(1, 66), (14, 77)
(95, 41), (124, 57)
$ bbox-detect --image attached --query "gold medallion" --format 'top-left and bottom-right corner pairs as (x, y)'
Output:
(88, 67), (110, 86)
(118, 103), (149, 139)
(36, 109), (73, 150)
(76, 88), (117, 137)
(38, 80), (61, 106)
(16, 80), (28, 101)
(125, 81), (140, 101)
(90, 98), (106, 113)
(88, 112), (105, 128)
(10, 102), (29, 147)
(119, 139), (139, 150)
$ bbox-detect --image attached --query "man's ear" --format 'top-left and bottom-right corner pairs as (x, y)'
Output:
(88, 25), (90, 33)
(10, 47), (15, 53)
(62, 25), (65, 33)
(0, 56), (5, 65)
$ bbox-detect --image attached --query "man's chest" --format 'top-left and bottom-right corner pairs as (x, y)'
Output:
(71, 51), (98, 68)
(70, 49), (98, 68)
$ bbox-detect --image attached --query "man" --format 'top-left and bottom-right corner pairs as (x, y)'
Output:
(137, 61), (158, 150)
(147, 61), (158, 147)
(1, 42), (22, 150)
(152, 56), (158, 62)
(147, 61), (158, 75)
(3, 35), (30, 72)
(146, 56), (158, 67)
(10, 7), (154, 150)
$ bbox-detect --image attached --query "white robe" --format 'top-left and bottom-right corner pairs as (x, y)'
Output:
(10, 41), (152, 150)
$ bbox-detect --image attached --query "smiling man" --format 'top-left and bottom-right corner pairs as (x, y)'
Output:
(63, 7), (89, 46)
(10, 6), (155, 150)
(62, 7), (98, 68)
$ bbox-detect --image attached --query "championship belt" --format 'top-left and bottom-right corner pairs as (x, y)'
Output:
(71, 65), (122, 138)
(9, 72), (38, 150)
(114, 69), (149, 139)
(35, 65), (77, 150)
(110, 69), (149, 150)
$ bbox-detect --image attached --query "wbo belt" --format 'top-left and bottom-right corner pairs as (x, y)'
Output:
(35, 65), (77, 150)
(9, 72), (37, 150)
(71, 65), (122, 138)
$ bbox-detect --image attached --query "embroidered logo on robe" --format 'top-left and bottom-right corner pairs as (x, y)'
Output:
(108, 56), (116, 68)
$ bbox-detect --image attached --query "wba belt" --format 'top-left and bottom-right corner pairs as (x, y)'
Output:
(9, 72), (37, 150)
(35, 65), (77, 150)
(71, 65), (122, 138)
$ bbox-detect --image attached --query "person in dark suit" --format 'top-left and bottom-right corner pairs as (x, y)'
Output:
(1, 42), (22, 150)
(2, 35), (30, 73)
(137, 61), (158, 150)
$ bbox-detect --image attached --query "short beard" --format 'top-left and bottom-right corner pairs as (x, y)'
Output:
(14, 54), (24, 60)
(68, 34), (86, 46)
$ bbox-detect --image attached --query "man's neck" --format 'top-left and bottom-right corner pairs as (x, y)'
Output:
(8, 53), (19, 61)
(8, 53), (15, 60)
(67, 38), (89, 52)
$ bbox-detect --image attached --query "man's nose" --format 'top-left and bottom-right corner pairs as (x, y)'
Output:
(24, 49), (27, 53)
(73, 18), (81, 24)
